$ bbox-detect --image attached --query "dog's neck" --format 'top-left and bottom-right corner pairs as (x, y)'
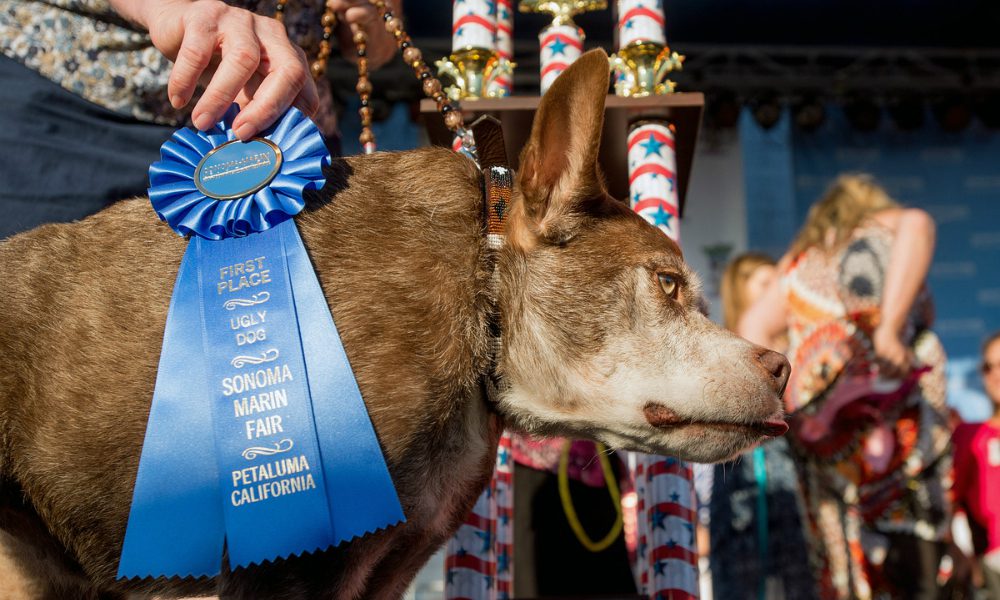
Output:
(294, 148), (501, 468)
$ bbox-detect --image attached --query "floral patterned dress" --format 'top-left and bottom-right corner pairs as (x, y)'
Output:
(782, 221), (952, 599)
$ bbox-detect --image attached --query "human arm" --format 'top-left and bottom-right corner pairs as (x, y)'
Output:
(109, 0), (319, 139)
(738, 257), (790, 351)
(872, 208), (936, 378)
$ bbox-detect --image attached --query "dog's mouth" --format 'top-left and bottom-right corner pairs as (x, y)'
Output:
(643, 403), (789, 437)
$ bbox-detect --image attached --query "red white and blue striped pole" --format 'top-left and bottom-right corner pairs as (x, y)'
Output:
(452, 0), (498, 51)
(491, 0), (515, 96)
(539, 22), (584, 94)
(628, 121), (680, 241)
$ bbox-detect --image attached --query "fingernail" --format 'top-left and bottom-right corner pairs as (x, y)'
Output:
(169, 94), (183, 109)
(192, 113), (212, 131)
(234, 123), (254, 141)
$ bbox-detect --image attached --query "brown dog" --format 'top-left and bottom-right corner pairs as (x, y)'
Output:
(0, 49), (788, 599)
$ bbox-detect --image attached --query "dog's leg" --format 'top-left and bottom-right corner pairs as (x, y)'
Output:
(359, 532), (452, 600)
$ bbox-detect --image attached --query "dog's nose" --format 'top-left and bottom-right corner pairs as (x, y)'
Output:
(756, 348), (791, 395)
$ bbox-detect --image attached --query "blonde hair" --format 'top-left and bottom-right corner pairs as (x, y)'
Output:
(721, 252), (776, 331)
(788, 174), (899, 257)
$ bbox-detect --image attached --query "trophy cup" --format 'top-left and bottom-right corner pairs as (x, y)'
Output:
(610, 0), (684, 96)
(438, 0), (514, 100)
(519, 0), (607, 94)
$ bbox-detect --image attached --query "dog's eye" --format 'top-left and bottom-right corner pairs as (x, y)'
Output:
(658, 273), (680, 299)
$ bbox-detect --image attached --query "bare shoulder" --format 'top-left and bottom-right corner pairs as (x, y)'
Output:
(869, 207), (934, 233)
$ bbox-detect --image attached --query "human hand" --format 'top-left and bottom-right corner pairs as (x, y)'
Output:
(872, 323), (914, 379)
(329, 0), (400, 69)
(139, 0), (320, 139)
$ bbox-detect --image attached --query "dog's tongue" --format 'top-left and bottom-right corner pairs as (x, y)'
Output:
(761, 419), (789, 437)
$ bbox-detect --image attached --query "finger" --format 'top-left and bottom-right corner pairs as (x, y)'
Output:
(167, 19), (218, 109)
(231, 20), (311, 139)
(289, 45), (320, 117)
(327, 0), (367, 12)
(343, 5), (381, 27)
(236, 71), (265, 108)
(191, 14), (262, 131)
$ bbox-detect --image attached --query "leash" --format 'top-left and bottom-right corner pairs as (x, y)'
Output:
(558, 440), (625, 553)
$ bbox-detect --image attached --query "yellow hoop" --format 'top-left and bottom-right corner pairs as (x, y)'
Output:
(557, 440), (624, 553)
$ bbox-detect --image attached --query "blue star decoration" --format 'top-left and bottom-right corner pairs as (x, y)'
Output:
(654, 559), (668, 576)
(498, 445), (510, 466)
(476, 529), (493, 553)
(484, 575), (494, 588)
(499, 511), (511, 526)
(456, 546), (468, 557)
(625, 19), (634, 29)
(456, 26), (464, 36)
(669, 491), (680, 503)
(640, 132), (665, 157)
(447, 569), (458, 585)
(548, 37), (568, 56)
(653, 206), (673, 228)
(500, 7), (510, 20)
(652, 507), (668, 530)
(497, 551), (511, 574)
(632, 191), (642, 203)
(667, 538), (677, 548)
(486, 0), (497, 15)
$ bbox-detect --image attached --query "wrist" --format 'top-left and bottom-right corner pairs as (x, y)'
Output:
(875, 318), (903, 336)
(111, 0), (193, 31)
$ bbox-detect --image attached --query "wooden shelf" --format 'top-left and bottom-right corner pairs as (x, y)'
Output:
(419, 92), (704, 215)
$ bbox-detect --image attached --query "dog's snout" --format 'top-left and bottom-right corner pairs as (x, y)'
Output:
(755, 348), (791, 394)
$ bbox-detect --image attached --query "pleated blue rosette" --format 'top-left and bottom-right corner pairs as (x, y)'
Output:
(119, 106), (404, 579)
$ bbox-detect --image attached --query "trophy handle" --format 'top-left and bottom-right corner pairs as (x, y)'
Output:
(435, 58), (464, 98)
(608, 54), (634, 97)
(653, 48), (684, 85)
(485, 58), (516, 98)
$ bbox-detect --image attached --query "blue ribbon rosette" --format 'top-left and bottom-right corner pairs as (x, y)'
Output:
(119, 106), (404, 579)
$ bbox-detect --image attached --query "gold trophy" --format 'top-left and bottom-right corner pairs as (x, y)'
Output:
(610, 41), (683, 97)
(610, 0), (683, 98)
(436, 48), (514, 101)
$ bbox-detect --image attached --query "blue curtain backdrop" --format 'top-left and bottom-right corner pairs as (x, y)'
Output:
(742, 106), (1000, 420)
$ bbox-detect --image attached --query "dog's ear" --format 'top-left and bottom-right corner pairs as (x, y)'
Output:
(515, 48), (610, 244)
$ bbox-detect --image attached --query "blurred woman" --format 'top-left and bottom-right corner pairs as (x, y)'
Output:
(740, 175), (952, 599)
(709, 253), (816, 600)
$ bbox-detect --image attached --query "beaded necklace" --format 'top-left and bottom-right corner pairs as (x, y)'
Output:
(273, 0), (469, 155)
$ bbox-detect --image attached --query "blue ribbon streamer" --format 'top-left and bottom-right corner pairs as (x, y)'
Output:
(119, 108), (404, 579)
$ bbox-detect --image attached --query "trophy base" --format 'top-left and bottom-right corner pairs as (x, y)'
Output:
(610, 41), (684, 98)
(437, 48), (515, 101)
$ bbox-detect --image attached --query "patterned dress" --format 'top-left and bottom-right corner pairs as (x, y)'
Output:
(782, 221), (952, 599)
